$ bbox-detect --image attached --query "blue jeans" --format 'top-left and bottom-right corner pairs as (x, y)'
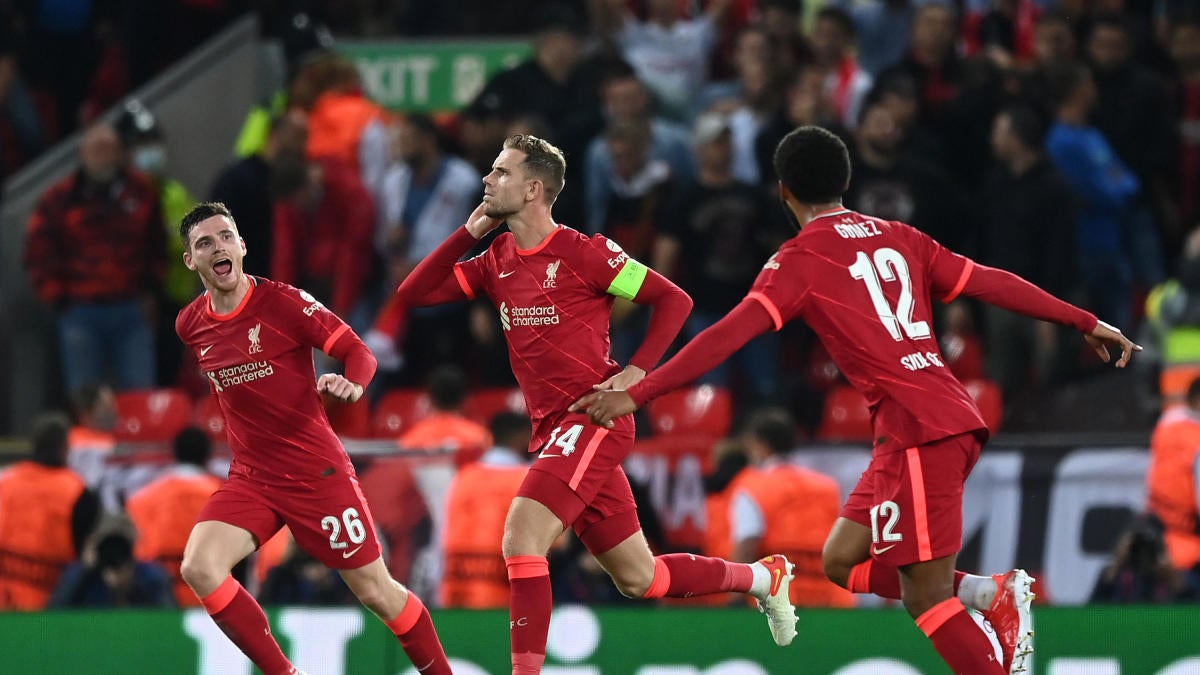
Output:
(687, 311), (780, 400)
(58, 300), (156, 393)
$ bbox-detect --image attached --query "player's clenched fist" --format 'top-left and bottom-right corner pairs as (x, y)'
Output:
(317, 373), (365, 403)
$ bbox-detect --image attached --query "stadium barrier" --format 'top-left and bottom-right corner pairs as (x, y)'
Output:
(2, 605), (1197, 674)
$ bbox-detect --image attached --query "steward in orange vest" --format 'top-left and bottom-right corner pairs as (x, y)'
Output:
(0, 412), (99, 610)
(127, 427), (223, 606)
(1148, 377), (1200, 570)
(440, 412), (531, 608)
(730, 409), (854, 608)
(399, 366), (492, 459)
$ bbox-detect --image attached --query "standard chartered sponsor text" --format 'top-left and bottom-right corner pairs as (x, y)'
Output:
(510, 305), (559, 327)
(212, 361), (274, 388)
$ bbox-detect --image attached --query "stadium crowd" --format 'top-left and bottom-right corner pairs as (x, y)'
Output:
(5, 0), (1200, 613)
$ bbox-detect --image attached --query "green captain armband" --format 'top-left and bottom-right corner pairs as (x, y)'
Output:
(607, 259), (649, 300)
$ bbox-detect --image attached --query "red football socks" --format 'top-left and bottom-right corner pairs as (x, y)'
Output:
(916, 598), (1006, 674)
(641, 554), (754, 599)
(507, 555), (552, 674)
(846, 560), (968, 600)
(384, 591), (451, 675)
(200, 576), (293, 675)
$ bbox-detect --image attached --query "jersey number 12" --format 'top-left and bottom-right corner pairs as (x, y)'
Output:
(848, 248), (930, 342)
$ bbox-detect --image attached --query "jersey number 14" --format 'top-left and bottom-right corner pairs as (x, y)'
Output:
(848, 248), (931, 342)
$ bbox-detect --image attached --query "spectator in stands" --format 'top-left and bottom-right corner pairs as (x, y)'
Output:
(724, 43), (783, 187)
(66, 383), (117, 489)
(50, 524), (174, 608)
(362, 114), (480, 367)
(1145, 229), (1200, 408)
(0, 39), (46, 180)
(270, 150), (375, 318)
(826, 0), (914, 76)
(24, 122), (166, 394)
(459, 95), (516, 178)
(585, 66), (694, 231)
(1086, 13), (1171, 282)
(0, 412), (100, 610)
(115, 99), (198, 387)
(260, 539), (358, 606)
(655, 112), (780, 404)
(1168, 17), (1200, 243)
(811, 7), (874, 130)
(303, 54), (391, 204)
(1045, 62), (1139, 332)
(729, 409), (854, 607)
(597, 0), (734, 121)
(1091, 514), (1195, 603)
(844, 100), (967, 251)
(211, 109), (309, 278)
(398, 366), (492, 455)
(587, 120), (673, 250)
(1019, 12), (1077, 111)
(125, 427), (222, 608)
(1147, 376), (1200, 576)
(440, 412), (532, 608)
(981, 106), (1078, 395)
(755, 63), (846, 188)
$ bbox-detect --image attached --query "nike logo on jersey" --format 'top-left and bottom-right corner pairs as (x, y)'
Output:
(342, 544), (363, 559)
(200, 345), (213, 356)
(499, 270), (516, 278)
(871, 544), (897, 555)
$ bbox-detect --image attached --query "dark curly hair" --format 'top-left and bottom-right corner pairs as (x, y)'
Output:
(772, 126), (851, 205)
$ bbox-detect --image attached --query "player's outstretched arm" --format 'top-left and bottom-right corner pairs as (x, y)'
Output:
(396, 202), (501, 308)
(942, 259), (1141, 367)
(571, 296), (774, 426)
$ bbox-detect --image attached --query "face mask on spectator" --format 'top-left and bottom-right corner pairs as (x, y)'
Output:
(132, 145), (167, 175)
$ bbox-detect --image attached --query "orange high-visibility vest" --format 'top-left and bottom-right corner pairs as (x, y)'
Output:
(127, 468), (223, 606)
(306, 92), (383, 168)
(730, 464), (855, 608)
(0, 462), (86, 610)
(439, 458), (526, 608)
(1148, 407), (1200, 569)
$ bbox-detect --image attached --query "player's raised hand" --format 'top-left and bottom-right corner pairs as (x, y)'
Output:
(1084, 320), (1142, 368)
(317, 373), (365, 403)
(592, 365), (646, 392)
(465, 201), (502, 239)
(569, 390), (637, 428)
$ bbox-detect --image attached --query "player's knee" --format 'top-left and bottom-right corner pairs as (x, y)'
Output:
(180, 554), (225, 595)
(822, 546), (851, 588)
(610, 563), (654, 599)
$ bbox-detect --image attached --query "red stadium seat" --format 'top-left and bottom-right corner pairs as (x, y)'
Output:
(463, 387), (527, 425)
(806, 342), (842, 392)
(646, 385), (733, 438)
(816, 385), (873, 441)
(194, 395), (226, 442)
(942, 332), (985, 381)
(114, 388), (193, 442)
(370, 389), (433, 438)
(324, 398), (370, 438)
(964, 378), (1003, 435)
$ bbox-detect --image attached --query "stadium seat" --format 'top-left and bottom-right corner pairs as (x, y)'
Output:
(114, 388), (193, 443)
(816, 385), (873, 441)
(965, 378), (1003, 434)
(942, 333), (985, 381)
(646, 385), (733, 438)
(806, 342), (842, 392)
(371, 389), (433, 438)
(324, 397), (370, 438)
(463, 387), (527, 425)
(194, 395), (225, 442)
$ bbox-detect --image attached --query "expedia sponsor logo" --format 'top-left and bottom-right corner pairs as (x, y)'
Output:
(207, 361), (274, 391)
(500, 302), (559, 331)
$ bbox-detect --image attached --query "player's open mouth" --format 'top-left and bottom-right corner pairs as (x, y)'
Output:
(213, 258), (233, 277)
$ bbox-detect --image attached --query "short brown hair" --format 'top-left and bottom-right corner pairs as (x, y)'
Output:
(180, 201), (235, 247)
(503, 134), (566, 204)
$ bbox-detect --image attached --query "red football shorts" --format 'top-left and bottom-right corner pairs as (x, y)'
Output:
(840, 432), (981, 566)
(197, 466), (382, 570)
(517, 412), (640, 556)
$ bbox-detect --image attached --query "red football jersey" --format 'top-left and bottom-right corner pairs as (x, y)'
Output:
(176, 277), (354, 486)
(454, 226), (636, 449)
(748, 208), (987, 450)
